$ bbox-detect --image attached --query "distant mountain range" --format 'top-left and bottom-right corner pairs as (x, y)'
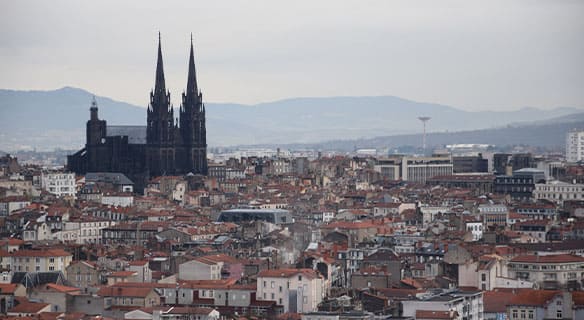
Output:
(0, 86), (582, 151)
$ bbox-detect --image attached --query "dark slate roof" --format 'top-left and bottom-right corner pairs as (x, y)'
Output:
(107, 125), (147, 144)
(86, 172), (134, 185)
(11, 271), (65, 288)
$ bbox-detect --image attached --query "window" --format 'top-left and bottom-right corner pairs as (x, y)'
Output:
(557, 311), (562, 319)
(263, 281), (266, 288)
(271, 293), (275, 299)
(298, 275), (302, 281)
(271, 281), (275, 288)
(481, 274), (486, 281)
(279, 286), (282, 292)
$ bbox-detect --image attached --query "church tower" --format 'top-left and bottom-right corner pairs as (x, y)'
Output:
(147, 33), (176, 176)
(86, 96), (106, 172)
(179, 35), (208, 175)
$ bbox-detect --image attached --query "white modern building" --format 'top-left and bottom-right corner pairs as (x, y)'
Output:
(533, 180), (584, 205)
(566, 130), (584, 162)
(374, 155), (453, 183)
(40, 172), (76, 198)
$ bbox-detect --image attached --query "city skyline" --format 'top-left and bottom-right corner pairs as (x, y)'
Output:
(1, 1), (583, 111)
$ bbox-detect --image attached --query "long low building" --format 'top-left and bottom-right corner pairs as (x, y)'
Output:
(533, 180), (584, 205)
(217, 208), (294, 224)
(426, 174), (494, 194)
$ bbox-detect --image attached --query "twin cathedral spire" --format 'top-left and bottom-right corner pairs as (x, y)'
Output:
(146, 33), (207, 176)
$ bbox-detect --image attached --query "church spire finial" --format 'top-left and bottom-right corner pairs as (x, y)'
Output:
(186, 33), (198, 95)
(154, 32), (166, 94)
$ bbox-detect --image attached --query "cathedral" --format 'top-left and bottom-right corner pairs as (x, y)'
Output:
(68, 34), (208, 191)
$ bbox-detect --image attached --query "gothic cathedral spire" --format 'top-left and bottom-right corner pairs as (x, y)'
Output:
(155, 31), (166, 95)
(186, 33), (198, 96)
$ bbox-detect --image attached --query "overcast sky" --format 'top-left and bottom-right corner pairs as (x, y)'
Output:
(1, 0), (583, 111)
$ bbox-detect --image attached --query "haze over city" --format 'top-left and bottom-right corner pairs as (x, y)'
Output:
(1, 0), (583, 111)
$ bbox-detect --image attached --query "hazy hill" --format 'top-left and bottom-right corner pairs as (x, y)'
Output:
(270, 121), (584, 152)
(0, 87), (582, 150)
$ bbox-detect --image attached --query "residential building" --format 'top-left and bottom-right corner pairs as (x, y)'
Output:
(0, 283), (26, 314)
(257, 268), (324, 313)
(0, 196), (30, 216)
(401, 289), (483, 320)
(533, 180), (584, 205)
(40, 172), (76, 198)
(4, 249), (72, 278)
(129, 260), (152, 283)
(97, 284), (161, 314)
(566, 130), (584, 162)
(494, 168), (545, 201)
(508, 254), (584, 290)
(478, 204), (509, 227)
(506, 290), (583, 320)
(65, 260), (101, 290)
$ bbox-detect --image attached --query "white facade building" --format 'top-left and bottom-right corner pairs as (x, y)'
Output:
(533, 180), (584, 205)
(40, 172), (76, 198)
(256, 268), (324, 313)
(566, 130), (584, 162)
(402, 290), (483, 320)
(54, 220), (115, 244)
(374, 155), (453, 183)
(101, 193), (134, 207)
(465, 221), (483, 241)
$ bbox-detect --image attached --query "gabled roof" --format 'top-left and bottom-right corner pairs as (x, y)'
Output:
(257, 268), (319, 279)
(483, 290), (516, 313)
(42, 283), (81, 293)
(108, 271), (138, 278)
(2, 249), (71, 258)
(416, 310), (456, 319)
(0, 283), (21, 294)
(510, 254), (584, 264)
(8, 300), (50, 313)
(508, 289), (560, 307)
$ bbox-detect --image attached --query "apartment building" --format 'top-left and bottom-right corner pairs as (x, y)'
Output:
(257, 268), (324, 313)
(508, 254), (584, 290)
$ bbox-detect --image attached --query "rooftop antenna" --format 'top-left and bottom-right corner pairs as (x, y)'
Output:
(418, 116), (431, 154)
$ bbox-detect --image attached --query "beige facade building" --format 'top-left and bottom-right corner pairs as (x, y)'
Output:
(508, 254), (584, 290)
(1, 249), (73, 282)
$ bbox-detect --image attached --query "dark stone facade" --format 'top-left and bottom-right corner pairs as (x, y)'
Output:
(68, 35), (207, 192)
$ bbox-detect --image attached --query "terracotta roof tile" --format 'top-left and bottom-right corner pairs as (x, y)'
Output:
(508, 289), (560, 307)
(483, 290), (516, 313)
(97, 286), (156, 298)
(257, 268), (319, 279)
(8, 301), (50, 313)
(510, 254), (584, 264)
(416, 310), (456, 319)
